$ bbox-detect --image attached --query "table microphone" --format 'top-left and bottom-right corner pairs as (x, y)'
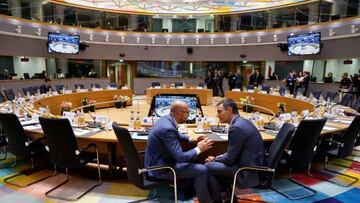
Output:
(37, 102), (58, 118)
(264, 115), (278, 130)
(85, 110), (101, 128)
(211, 121), (225, 133)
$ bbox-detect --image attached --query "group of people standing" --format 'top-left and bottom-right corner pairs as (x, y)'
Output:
(285, 70), (310, 95)
(205, 70), (225, 97)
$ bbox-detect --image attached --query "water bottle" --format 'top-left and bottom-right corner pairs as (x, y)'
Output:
(129, 111), (135, 129)
(135, 111), (141, 129)
(202, 116), (208, 131)
(196, 115), (203, 131)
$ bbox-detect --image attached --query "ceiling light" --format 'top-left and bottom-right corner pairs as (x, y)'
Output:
(196, 38), (199, 45)
(89, 34), (93, 41)
(225, 38), (229, 44)
(105, 35), (109, 42)
(273, 34), (278, 42)
(15, 25), (21, 33)
(136, 37), (140, 44)
(329, 29), (336, 36)
(152, 37), (155, 44)
(351, 25), (358, 33)
(121, 36), (125, 43)
(35, 28), (41, 36)
(241, 37), (245, 44)
(181, 38), (184, 45)
(166, 38), (170, 45)
(257, 36), (262, 43)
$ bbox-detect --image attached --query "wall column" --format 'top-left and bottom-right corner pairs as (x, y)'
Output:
(8, 0), (22, 18)
(332, 0), (348, 18)
(128, 15), (138, 31)
(55, 4), (65, 24)
(230, 15), (238, 31)
(308, 3), (319, 24)
(30, 0), (44, 22)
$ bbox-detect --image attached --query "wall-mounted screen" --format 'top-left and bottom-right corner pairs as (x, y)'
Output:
(148, 94), (203, 123)
(48, 32), (80, 54)
(287, 32), (321, 56)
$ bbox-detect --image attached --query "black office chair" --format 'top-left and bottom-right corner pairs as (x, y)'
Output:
(4, 89), (15, 100)
(30, 86), (40, 95)
(275, 118), (327, 200)
(55, 85), (64, 93)
(175, 82), (184, 88)
(230, 123), (295, 202)
(0, 93), (5, 103)
(23, 73), (30, 79)
(352, 98), (360, 112)
(0, 112), (51, 187)
(325, 92), (337, 102)
(279, 87), (286, 96)
(0, 123), (8, 162)
(261, 85), (271, 93)
(246, 85), (254, 90)
(74, 84), (85, 89)
(109, 82), (118, 88)
(39, 117), (101, 201)
(311, 90), (322, 100)
(22, 87), (30, 95)
(315, 116), (360, 187)
(112, 123), (178, 202)
(151, 82), (161, 87)
(339, 93), (352, 106)
(197, 83), (205, 87)
(91, 83), (101, 88)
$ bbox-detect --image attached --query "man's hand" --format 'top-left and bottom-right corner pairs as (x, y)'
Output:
(205, 156), (215, 163)
(197, 138), (213, 152)
(191, 135), (205, 143)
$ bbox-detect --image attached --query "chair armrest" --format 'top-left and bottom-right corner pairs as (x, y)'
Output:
(138, 151), (145, 155)
(25, 137), (45, 147)
(324, 139), (344, 148)
(235, 166), (275, 174)
(138, 165), (176, 179)
(76, 143), (98, 155)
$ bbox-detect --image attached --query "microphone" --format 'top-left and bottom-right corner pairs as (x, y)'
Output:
(302, 103), (321, 119)
(264, 115), (278, 130)
(211, 120), (225, 133)
(37, 102), (58, 118)
(85, 110), (101, 128)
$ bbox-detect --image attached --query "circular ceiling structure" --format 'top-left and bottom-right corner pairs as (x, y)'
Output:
(51, 0), (313, 15)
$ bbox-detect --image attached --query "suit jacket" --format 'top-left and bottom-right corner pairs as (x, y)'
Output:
(40, 84), (53, 94)
(145, 115), (196, 177)
(215, 115), (265, 188)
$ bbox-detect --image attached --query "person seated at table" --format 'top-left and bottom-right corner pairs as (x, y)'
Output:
(323, 72), (333, 83)
(40, 77), (54, 94)
(144, 100), (214, 203)
(205, 98), (265, 202)
(340, 72), (352, 91)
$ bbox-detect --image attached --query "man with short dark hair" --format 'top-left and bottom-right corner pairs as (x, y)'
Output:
(145, 100), (214, 203)
(40, 77), (53, 94)
(206, 98), (265, 201)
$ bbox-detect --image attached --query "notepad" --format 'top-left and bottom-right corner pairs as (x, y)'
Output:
(74, 129), (100, 137)
(131, 132), (148, 140)
(323, 126), (337, 131)
(333, 119), (352, 124)
(21, 120), (39, 126)
(23, 124), (42, 131)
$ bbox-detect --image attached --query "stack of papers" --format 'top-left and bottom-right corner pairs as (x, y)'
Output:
(73, 128), (100, 137)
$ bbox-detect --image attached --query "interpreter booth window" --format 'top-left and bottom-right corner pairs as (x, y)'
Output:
(136, 61), (206, 78)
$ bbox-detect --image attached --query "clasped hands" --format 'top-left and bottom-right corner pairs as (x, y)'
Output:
(192, 135), (213, 153)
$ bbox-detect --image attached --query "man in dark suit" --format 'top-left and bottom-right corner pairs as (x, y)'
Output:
(40, 77), (54, 94)
(286, 70), (297, 95)
(205, 99), (265, 201)
(145, 100), (214, 203)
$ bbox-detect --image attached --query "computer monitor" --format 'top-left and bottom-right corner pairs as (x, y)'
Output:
(148, 94), (203, 124)
(287, 32), (321, 56)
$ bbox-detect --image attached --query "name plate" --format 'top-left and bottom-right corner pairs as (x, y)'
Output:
(301, 109), (310, 117)
(95, 115), (109, 124)
(279, 113), (292, 121)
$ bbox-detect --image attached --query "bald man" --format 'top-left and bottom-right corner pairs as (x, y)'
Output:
(145, 100), (213, 203)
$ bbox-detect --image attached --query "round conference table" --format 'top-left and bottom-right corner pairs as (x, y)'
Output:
(0, 89), (356, 178)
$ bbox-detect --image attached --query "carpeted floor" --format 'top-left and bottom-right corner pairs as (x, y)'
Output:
(2, 155), (360, 202)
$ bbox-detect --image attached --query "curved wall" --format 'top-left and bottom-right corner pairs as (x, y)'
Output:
(0, 15), (359, 61)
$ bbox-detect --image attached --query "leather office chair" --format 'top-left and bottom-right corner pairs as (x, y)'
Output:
(279, 87), (286, 96)
(246, 85), (254, 90)
(261, 85), (271, 93)
(0, 112), (51, 187)
(352, 98), (360, 112)
(112, 123), (178, 202)
(22, 87), (30, 95)
(109, 82), (118, 88)
(230, 123), (296, 203)
(325, 92), (337, 102)
(74, 84), (85, 89)
(310, 90), (322, 100)
(55, 85), (64, 93)
(4, 89), (15, 100)
(39, 117), (101, 201)
(0, 93), (5, 103)
(0, 124), (8, 161)
(315, 116), (360, 187)
(91, 83), (101, 88)
(151, 82), (161, 87)
(30, 86), (41, 95)
(277, 118), (327, 200)
(339, 93), (352, 106)
(175, 82), (184, 88)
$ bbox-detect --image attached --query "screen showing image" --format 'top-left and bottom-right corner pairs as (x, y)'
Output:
(153, 95), (199, 121)
(48, 32), (80, 54)
(287, 32), (321, 56)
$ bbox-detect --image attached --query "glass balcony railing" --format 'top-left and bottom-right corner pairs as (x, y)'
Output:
(0, 0), (358, 33)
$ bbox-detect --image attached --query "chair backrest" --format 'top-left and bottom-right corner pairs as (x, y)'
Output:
(0, 113), (31, 157)
(352, 98), (360, 112)
(261, 86), (271, 93)
(109, 83), (117, 88)
(175, 82), (183, 87)
(279, 87), (286, 96)
(0, 93), (5, 103)
(74, 84), (85, 89)
(325, 92), (337, 102)
(264, 123), (295, 186)
(23, 73), (30, 79)
(151, 82), (160, 87)
(55, 85), (64, 92)
(198, 83), (205, 87)
(311, 90), (322, 99)
(286, 118), (327, 168)
(91, 83), (101, 88)
(22, 87), (30, 95)
(246, 85), (254, 90)
(112, 123), (145, 189)
(339, 94), (352, 106)
(39, 117), (81, 168)
(30, 86), (40, 95)
(337, 116), (360, 157)
(4, 89), (15, 100)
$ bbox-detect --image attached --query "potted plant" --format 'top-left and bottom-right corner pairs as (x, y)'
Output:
(277, 102), (286, 114)
(240, 96), (254, 113)
(60, 101), (72, 116)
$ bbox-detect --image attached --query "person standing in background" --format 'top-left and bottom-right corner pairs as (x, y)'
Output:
(235, 69), (243, 89)
(216, 70), (224, 97)
(286, 70), (297, 95)
(228, 71), (236, 90)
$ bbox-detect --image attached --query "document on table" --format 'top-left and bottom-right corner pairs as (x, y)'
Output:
(21, 120), (39, 126)
(23, 124), (42, 131)
(74, 128), (101, 137)
(323, 126), (337, 131)
(131, 132), (148, 140)
(332, 119), (352, 124)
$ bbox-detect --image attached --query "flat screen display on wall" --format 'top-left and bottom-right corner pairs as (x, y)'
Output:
(48, 32), (80, 54)
(287, 32), (321, 56)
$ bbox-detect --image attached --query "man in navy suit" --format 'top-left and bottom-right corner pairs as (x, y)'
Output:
(145, 100), (214, 203)
(205, 99), (265, 201)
